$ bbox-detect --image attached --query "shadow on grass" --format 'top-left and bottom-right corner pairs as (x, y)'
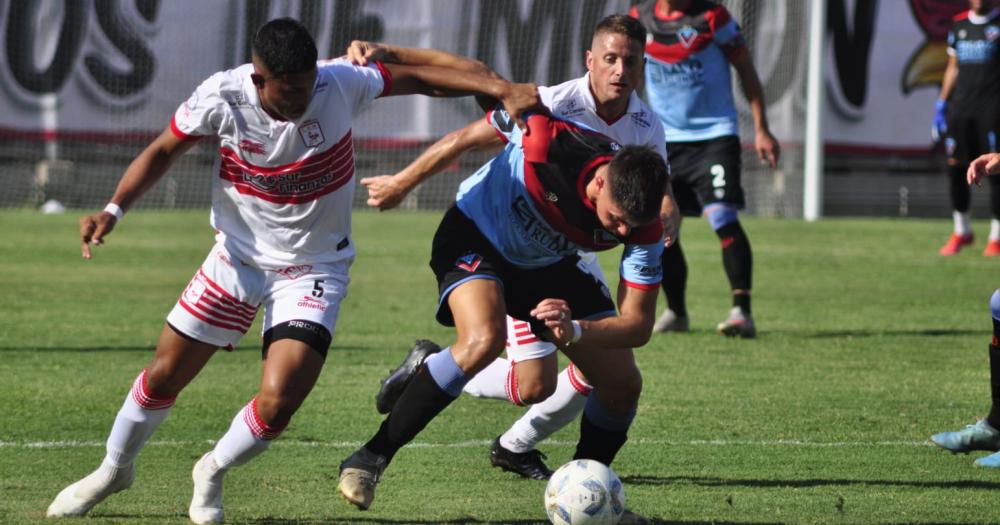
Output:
(622, 474), (1000, 490)
(802, 328), (980, 339)
(0, 345), (367, 352)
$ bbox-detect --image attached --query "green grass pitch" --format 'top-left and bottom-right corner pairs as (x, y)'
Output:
(2, 209), (1000, 524)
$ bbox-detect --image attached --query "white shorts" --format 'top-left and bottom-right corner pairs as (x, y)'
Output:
(166, 242), (351, 349)
(505, 252), (607, 362)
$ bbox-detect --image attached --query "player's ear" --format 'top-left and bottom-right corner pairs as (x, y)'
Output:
(251, 74), (265, 87)
(585, 50), (594, 72)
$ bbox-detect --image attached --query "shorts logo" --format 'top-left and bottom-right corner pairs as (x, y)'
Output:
(945, 137), (957, 157)
(456, 253), (482, 272)
(183, 279), (207, 304)
(299, 120), (325, 148)
(272, 264), (313, 280)
(296, 296), (327, 311)
(678, 26), (699, 48)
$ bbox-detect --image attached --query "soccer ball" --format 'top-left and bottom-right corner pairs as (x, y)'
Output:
(544, 459), (625, 525)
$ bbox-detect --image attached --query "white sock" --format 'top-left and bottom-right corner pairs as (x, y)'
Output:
(212, 397), (285, 470)
(954, 211), (972, 236)
(462, 358), (514, 401)
(104, 370), (175, 468)
(990, 219), (1000, 241)
(499, 364), (592, 453)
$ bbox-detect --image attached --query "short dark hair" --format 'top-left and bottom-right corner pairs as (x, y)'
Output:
(252, 18), (318, 75)
(607, 145), (668, 224)
(593, 14), (647, 46)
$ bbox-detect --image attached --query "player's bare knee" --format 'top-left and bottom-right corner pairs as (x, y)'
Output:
(144, 359), (188, 398)
(455, 330), (506, 364)
(598, 367), (643, 406)
(518, 377), (557, 404)
(253, 391), (301, 428)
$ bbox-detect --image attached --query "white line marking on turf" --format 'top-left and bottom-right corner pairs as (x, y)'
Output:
(0, 438), (934, 449)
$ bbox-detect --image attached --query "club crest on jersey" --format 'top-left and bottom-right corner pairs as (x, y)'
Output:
(299, 120), (325, 148)
(986, 25), (1000, 42)
(239, 139), (266, 156)
(678, 26), (699, 48)
(455, 253), (483, 272)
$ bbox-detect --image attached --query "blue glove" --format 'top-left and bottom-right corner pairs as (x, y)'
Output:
(932, 99), (948, 142)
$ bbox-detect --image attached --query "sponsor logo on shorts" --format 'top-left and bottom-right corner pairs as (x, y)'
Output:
(299, 120), (326, 148)
(456, 253), (482, 272)
(216, 251), (233, 267)
(183, 279), (207, 304)
(296, 296), (327, 311)
(272, 264), (314, 280)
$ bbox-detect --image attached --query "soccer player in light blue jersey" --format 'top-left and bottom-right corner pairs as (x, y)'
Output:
(930, 152), (1000, 466)
(630, 0), (780, 338)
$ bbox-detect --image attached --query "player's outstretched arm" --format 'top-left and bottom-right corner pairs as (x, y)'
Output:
(361, 118), (503, 210)
(79, 127), (197, 259)
(729, 51), (780, 168)
(534, 284), (658, 350)
(968, 153), (1000, 186)
(345, 40), (498, 78)
(382, 62), (541, 131)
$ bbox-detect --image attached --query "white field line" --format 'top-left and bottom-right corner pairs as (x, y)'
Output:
(0, 438), (933, 449)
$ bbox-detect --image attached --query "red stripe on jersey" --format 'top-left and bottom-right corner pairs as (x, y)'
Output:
(197, 270), (258, 316)
(169, 116), (203, 142)
(622, 278), (660, 291)
(218, 131), (356, 204)
(954, 10), (971, 22)
(645, 37), (714, 64)
(373, 60), (393, 97)
(130, 369), (176, 410)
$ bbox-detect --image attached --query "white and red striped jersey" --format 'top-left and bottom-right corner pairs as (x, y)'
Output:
(170, 58), (389, 268)
(538, 74), (668, 163)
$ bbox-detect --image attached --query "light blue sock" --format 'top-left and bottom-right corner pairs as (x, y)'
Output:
(425, 348), (469, 397)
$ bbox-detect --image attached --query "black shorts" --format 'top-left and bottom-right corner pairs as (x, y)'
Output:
(665, 135), (744, 216)
(429, 206), (616, 339)
(945, 111), (1000, 164)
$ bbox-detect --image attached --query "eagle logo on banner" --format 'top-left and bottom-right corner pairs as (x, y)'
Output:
(902, 0), (968, 93)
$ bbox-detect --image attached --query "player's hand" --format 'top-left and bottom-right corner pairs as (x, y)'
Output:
(931, 99), (948, 143)
(360, 175), (408, 210)
(79, 211), (118, 260)
(968, 153), (1000, 186)
(531, 298), (573, 344)
(755, 128), (780, 169)
(497, 82), (543, 134)
(344, 40), (391, 66)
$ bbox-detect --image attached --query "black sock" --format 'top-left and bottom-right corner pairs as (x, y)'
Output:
(733, 292), (751, 314)
(660, 239), (688, 317)
(987, 319), (1000, 429)
(573, 413), (629, 466)
(716, 221), (752, 297)
(949, 163), (971, 213)
(364, 366), (456, 463)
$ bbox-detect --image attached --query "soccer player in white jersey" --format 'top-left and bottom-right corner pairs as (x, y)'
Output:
(351, 15), (678, 484)
(47, 18), (540, 524)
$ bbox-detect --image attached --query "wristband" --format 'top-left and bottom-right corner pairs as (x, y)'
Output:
(103, 203), (124, 220)
(570, 321), (582, 343)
